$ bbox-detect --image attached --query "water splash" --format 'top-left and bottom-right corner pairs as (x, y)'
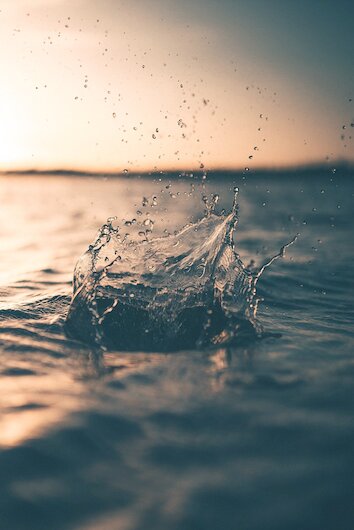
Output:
(65, 189), (297, 351)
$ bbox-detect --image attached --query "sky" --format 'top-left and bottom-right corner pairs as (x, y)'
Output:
(0, 0), (353, 171)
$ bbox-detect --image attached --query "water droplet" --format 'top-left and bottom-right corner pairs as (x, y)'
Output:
(112, 112), (116, 118)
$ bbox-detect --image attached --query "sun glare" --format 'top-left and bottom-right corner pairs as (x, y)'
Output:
(0, 99), (31, 167)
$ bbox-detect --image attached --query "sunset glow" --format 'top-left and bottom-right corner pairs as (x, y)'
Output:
(1, 0), (353, 171)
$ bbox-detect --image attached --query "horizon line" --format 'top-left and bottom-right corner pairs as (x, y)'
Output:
(1, 159), (353, 178)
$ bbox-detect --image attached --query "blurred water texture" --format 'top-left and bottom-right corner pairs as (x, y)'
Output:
(0, 171), (353, 530)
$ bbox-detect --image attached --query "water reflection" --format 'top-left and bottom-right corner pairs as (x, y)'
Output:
(0, 367), (86, 447)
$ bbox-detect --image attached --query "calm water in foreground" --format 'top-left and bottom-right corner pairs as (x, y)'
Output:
(0, 171), (353, 530)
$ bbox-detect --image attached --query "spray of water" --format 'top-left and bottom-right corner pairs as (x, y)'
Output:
(66, 188), (297, 351)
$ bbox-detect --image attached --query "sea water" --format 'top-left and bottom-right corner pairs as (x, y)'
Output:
(0, 170), (353, 530)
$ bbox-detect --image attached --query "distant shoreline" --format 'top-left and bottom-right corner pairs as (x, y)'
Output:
(1, 163), (353, 179)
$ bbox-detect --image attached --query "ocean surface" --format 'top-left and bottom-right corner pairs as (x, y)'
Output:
(0, 170), (353, 530)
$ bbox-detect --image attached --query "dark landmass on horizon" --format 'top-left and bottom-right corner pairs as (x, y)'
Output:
(1, 161), (353, 179)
